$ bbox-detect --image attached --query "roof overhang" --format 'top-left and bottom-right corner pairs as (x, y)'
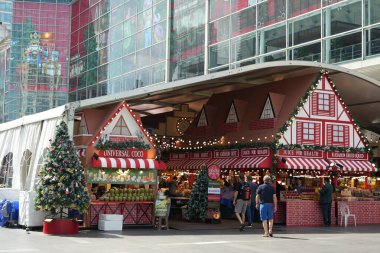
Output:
(75, 61), (380, 135)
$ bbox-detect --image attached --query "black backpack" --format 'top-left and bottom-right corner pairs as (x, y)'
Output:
(241, 183), (251, 201)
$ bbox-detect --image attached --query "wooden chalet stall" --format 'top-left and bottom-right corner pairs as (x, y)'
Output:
(73, 101), (166, 227)
(164, 71), (378, 226)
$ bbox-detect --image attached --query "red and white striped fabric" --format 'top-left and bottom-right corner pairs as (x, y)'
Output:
(330, 159), (377, 172)
(183, 159), (211, 170)
(166, 159), (189, 170)
(233, 157), (271, 169)
(76, 148), (86, 157)
(92, 157), (165, 170)
(279, 157), (329, 170)
(207, 158), (238, 169)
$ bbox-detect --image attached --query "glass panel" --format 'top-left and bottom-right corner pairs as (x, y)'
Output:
(263, 51), (286, 62)
(123, 35), (136, 55)
(209, 17), (230, 44)
(288, 0), (321, 18)
(122, 53), (136, 73)
(124, 17), (137, 37)
(289, 13), (321, 46)
(153, 21), (166, 44)
(325, 1), (362, 36)
(123, 72), (136, 90)
(366, 26), (380, 57)
(136, 29), (152, 50)
(170, 0), (205, 81)
(151, 62), (165, 84)
(231, 0), (256, 12)
(110, 23), (123, 43)
(327, 32), (362, 63)
(109, 41), (123, 61)
(291, 43), (321, 62)
(257, 0), (286, 28)
(98, 82), (108, 96)
(210, 0), (230, 21)
(230, 6), (256, 38)
(137, 9), (152, 32)
(136, 48), (151, 68)
(99, 47), (108, 65)
(322, 0), (344, 7)
(136, 67), (151, 87)
(109, 59), (122, 78)
(86, 68), (98, 86)
(87, 85), (98, 98)
(260, 24), (286, 54)
(209, 41), (229, 69)
(138, 0), (152, 12)
(365, 0), (380, 25)
(151, 42), (166, 64)
(110, 5), (124, 26)
(110, 77), (122, 93)
(153, 0), (167, 24)
(98, 64), (108, 82)
(231, 32), (256, 62)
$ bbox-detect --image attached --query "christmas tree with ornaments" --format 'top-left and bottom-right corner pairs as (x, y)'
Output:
(185, 167), (209, 221)
(34, 121), (89, 218)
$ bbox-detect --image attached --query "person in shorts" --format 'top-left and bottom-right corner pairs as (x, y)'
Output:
(256, 175), (277, 237)
(233, 173), (248, 231)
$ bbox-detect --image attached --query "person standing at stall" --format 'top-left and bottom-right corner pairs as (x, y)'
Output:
(256, 175), (277, 237)
(246, 174), (258, 227)
(233, 173), (249, 231)
(320, 177), (333, 226)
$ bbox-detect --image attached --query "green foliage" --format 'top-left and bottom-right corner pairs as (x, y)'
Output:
(34, 121), (90, 216)
(185, 168), (209, 221)
(95, 137), (151, 150)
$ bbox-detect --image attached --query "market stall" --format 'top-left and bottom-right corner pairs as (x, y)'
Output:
(73, 101), (166, 227)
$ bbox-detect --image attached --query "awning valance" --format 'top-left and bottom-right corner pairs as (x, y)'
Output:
(92, 157), (166, 170)
(182, 159), (211, 170)
(233, 156), (272, 169)
(277, 157), (329, 170)
(207, 158), (238, 169)
(166, 159), (189, 170)
(329, 159), (377, 172)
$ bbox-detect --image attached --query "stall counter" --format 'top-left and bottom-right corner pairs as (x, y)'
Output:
(89, 201), (153, 226)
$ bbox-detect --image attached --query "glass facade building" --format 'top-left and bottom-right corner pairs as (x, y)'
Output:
(1, 0), (380, 122)
(69, 0), (380, 102)
(1, 0), (71, 122)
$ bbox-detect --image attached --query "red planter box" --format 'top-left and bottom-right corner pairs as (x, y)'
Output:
(43, 219), (79, 235)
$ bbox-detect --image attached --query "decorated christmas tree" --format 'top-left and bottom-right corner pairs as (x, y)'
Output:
(185, 167), (209, 221)
(35, 121), (89, 218)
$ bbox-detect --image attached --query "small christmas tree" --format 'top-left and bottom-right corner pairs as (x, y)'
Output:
(35, 121), (89, 218)
(185, 167), (208, 221)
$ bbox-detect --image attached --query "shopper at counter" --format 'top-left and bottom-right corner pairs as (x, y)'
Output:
(320, 177), (333, 226)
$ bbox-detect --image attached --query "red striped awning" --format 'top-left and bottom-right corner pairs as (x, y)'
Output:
(166, 159), (189, 170)
(329, 159), (377, 172)
(278, 157), (329, 170)
(92, 157), (166, 170)
(207, 158), (238, 169)
(76, 148), (86, 157)
(233, 156), (272, 169)
(183, 159), (211, 170)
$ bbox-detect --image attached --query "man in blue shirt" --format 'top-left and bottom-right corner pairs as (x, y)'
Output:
(246, 174), (258, 227)
(256, 175), (277, 237)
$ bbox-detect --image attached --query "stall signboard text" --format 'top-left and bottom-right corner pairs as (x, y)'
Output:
(190, 151), (212, 159)
(170, 152), (189, 160)
(87, 168), (157, 185)
(213, 149), (239, 158)
(154, 198), (168, 217)
(207, 164), (221, 222)
(208, 188), (221, 195)
(240, 148), (270, 157)
(327, 152), (368, 160)
(278, 149), (323, 158)
(97, 149), (149, 158)
(208, 164), (221, 180)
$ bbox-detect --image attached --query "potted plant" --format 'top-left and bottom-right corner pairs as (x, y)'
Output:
(34, 121), (90, 234)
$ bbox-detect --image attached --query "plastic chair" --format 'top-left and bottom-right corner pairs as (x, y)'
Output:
(339, 204), (356, 227)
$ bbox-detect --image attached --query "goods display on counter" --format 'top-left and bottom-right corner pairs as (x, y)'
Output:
(98, 188), (154, 202)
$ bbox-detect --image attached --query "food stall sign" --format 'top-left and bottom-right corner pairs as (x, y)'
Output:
(213, 149), (239, 158)
(208, 188), (221, 195)
(87, 168), (157, 185)
(97, 149), (151, 159)
(240, 148), (270, 157)
(327, 152), (368, 160)
(208, 195), (221, 202)
(189, 151), (212, 159)
(208, 164), (221, 180)
(208, 181), (221, 187)
(278, 149), (323, 158)
(169, 152), (189, 160)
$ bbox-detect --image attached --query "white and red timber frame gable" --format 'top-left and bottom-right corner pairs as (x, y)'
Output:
(276, 71), (376, 173)
(279, 73), (366, 148)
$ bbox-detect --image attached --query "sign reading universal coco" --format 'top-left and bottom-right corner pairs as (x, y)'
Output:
(98, 149), (150, 158)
